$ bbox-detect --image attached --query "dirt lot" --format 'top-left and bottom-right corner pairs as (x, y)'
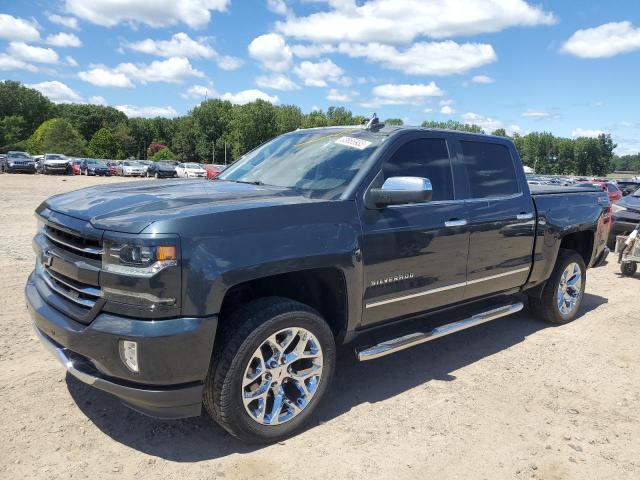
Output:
(1, 173), (639, 480)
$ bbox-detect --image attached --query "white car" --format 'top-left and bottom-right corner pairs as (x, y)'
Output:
(42, 153), (69, 175)
(117, 161), (146, 177)
(176, 163), (207, 178)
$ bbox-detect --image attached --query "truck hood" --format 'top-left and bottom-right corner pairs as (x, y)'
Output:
(42, 179), (322, 233)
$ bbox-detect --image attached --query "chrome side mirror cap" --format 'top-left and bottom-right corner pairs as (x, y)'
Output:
(369, 176), (433, 207)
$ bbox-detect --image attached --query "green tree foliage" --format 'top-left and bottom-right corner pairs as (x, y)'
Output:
(613, 153), (640, 172)
(151, 147), (177, 160)
(26, 118), (85, 155)
(54, 103), (127, 140)
(0, 81), (53, 138)
(87, 127), (118, 159)
(275, 105), (303, 135)
(302, 110), (328, 128)
(0, 115), (27, 149)
(384, 118), (404, 126)
(491, 128), (507, 137)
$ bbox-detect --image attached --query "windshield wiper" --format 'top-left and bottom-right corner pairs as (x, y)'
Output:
(235, 180), (266, 186)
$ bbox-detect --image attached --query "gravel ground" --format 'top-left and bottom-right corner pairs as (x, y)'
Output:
(1, 173), (639, 480)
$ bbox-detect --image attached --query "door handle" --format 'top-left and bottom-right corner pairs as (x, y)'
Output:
(444, 219), (468, 227)
(516, 213), (534, 220)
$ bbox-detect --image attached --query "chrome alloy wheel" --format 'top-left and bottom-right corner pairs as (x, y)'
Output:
(241, 327), (323, 426)
(557, 262), (582, 315)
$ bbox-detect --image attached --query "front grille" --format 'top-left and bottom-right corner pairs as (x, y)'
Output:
(11, 161), (34, 166)
(42, 267), (101, 309)
(44, 224), (102, 260)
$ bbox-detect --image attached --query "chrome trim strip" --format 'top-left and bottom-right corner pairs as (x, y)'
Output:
(45, 268), (101, 298)
(33, 325), (97, 385)
(44, 230), (103, 255)
(357, 302), (524, 361)
(365, 266), (530, 309)
(41, 270), (97, 308)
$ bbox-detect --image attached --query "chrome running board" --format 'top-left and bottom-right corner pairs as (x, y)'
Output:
(356, 302), (524, 361)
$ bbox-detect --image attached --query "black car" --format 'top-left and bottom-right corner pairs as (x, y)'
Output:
(146, 161), (178, 178)
(2, 151), (36, 173)
(609, 187), (640, 247)
(81, 159), (109, 176)
(616, 180), (640, 196)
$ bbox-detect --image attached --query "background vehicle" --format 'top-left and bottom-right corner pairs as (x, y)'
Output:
(137, 160), (152, 176)
(616, 180), (640, 196)
(203, 163), (226, 179)
(0, 154), (5, 171)
(42, 153), (69, 175)
(2, 151), (36, 173)
(146, 161), (178, 178)
(106, 161), (118, 176)
(577, 180), (622, 203)
(176, 162), (206, 178)
(81, 159), (109, 176)
(116, 161), (146, 177)
(609, 187), (640, 248)
(71, 160), (82, 175)
(27, 126), (610, 443)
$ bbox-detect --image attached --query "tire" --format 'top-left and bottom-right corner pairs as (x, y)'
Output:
(620, 262), (637, 276)
(529, 249), (586, 324)
(203, 296), (336, 443)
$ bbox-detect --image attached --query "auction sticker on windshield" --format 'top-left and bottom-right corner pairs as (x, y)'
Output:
(335, 136), (372, 150)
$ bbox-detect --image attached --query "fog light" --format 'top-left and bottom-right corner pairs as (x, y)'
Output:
(119, 340), (139, 372)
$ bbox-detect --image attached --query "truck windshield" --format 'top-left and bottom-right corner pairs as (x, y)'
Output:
(218, 129), (386, 199)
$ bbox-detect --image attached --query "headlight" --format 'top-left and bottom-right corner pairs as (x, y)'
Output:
(102, 241), (177, 278)
(612, 204), (627, 214)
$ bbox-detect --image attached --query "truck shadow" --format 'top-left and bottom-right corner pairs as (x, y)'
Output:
(67, 293), (607, 462)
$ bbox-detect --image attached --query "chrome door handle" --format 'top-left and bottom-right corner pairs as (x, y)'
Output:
(516, 213), (534, 220)
(444, 219), (468, 227)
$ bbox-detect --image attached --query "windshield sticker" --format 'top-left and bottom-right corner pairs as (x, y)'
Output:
(335, 136), (372, 150)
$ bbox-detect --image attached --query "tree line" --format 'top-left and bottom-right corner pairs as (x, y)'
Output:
(0, 80), (627, 175)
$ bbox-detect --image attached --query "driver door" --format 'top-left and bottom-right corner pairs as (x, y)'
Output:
(360, 133), (470, 326)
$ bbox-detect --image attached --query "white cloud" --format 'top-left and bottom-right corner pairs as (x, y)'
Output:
(290, 43), (336, 58)
(220, 89), (279, 105)
(255, 74), (299, 91)
(522, 109), (551, 119)
(571, 128), (605, 138)
(181, 84), (218, 99)
(0, 53), (38, 72)
(337, 41), (496, 76)
(7, 42), (59, 64)
(64, 0), (229, 29)
(46, 32), (82, 47)
(363, 82), (444, 107)
(276, 0), (555, 44)
(48, 14), (80, 30)
(293, 59), (345, 87)
(561, 21), (640, 59)
(248, 33), (293, 72)
(423, 107), (433, 113)
(116, 105), (179, 118)
(27, 81), (82, 103)
(326, 88), (357, 102)
(79, 57), (203, 88)
(440, 100), (455, 115)
(0, 14), (40, 42)
(267, 0), (290, 16)
(66, 55), (78, 66)
(217, 55), (243, 70)
(79, 66), (134, 88)
(89, 95), (107, 105)
(472, 74), (495, 84)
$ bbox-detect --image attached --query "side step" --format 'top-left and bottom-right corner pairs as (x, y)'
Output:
(356, 302), (524, 361)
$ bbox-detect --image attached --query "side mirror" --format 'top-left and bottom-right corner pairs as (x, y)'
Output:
(368, 176), (433, 208)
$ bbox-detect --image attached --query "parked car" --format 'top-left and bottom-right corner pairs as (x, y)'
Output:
(42, 153), (70, 175)
(2, 151), (36, 173)
(71, 160), (82, 175)
(106, 161), (118, 176)
(176, 162), (207, 178)
(577, 181), (622, 203)
(117, 161), (146, 177)
(27, 125), (611, 443)
(203, 163), (226, 180)
(616, 180), (640, 196)
(146, 161), (178, 178)
(137, 160), (152, 176)
(0, 154), (6, 171)
(81, 159), (109, 176)
(609, 187), (640, 248)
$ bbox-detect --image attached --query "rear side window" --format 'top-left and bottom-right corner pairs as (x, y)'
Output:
(460, 141), (519, 198)
(383, 138), (454, 201)
(606, 183), (618, 193)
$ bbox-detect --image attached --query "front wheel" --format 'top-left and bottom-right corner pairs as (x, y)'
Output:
(621, 261), (637, 276)
(203, 297), (336, 443)
(529, 249), (586, 324)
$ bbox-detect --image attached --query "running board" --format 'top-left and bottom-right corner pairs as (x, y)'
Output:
(356, 302), (524, 361)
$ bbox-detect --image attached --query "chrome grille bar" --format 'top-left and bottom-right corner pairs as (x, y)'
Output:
(44, 230), (103, 256)
(41, 269), (99, 308)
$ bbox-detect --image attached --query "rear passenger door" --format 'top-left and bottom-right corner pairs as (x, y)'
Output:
(453, 139), (535, 300)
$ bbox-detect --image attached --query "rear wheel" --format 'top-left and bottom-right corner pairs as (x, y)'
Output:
(529, 249), (586, 324)
(203, 297), (335, 443)
(620, 261), (637, 276)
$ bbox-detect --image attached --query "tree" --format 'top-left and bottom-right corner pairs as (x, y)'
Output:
(54, 103), (127, 140)
(191, 99), (234, 162)
(0, 81), (53, 137)
(87, 127), (118, 159)
(151, 147), (177, 161)
(110, 123), (135, 159)
(491, 128), (507, 137)
(326, 106), (356, 126)
(0, 115), (27, 150)
(275, 105), (303, 135)
(173, 116), (200, 161)
(26, 118), (85, 155)
(384, 118), (404, 126)
(229, 100), (278, 159)
(302, 110), (328, 128)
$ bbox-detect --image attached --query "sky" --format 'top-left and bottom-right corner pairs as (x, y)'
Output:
(1, 0), (639, 154)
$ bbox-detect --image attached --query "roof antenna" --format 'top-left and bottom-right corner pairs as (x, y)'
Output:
(363, 112), (383, 131)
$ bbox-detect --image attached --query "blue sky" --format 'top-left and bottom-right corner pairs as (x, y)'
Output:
(1, 0), (639, 154)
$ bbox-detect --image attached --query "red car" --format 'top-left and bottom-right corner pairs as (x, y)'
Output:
(203, 164), (225, 180)
(577, 181), (622, 203)
(106, 161), (118, 176)
(71, 160), (82, 175)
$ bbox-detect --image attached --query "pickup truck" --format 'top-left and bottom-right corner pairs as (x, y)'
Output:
(26, 124), (610, 443)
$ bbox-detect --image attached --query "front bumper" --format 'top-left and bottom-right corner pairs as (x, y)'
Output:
(26, 273), (218, 419)
(6, 164), (36, 173)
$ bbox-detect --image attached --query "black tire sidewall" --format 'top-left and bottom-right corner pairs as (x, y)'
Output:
(621, 262), (637, 276)
(210, 303), (336, 443)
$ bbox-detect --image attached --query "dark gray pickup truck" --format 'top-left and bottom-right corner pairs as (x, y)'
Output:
(26, 124), (610, 442)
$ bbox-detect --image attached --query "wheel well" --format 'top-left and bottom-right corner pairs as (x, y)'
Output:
(218, 268), (348, 337)
(559, 230), (594, 266)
